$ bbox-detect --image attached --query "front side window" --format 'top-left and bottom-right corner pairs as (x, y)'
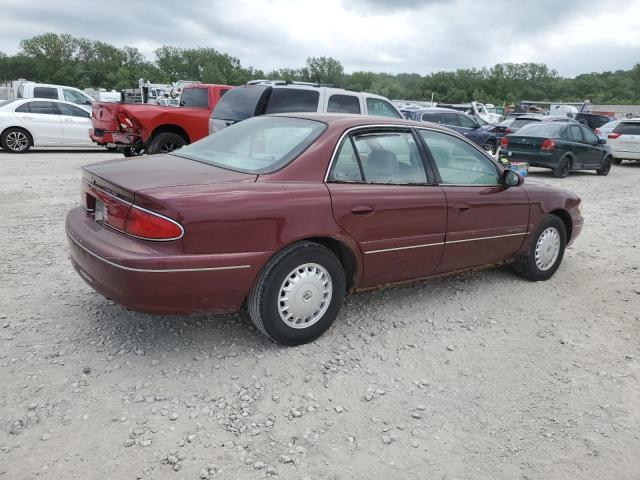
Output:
(25, 101), (59, 115)
(457, 114), (477, 129)
(266, 88), (319, 114)
(366, 98), (402, 118)
(180, 88), (209, 108)
(63, 89), (92, 105)
(59, 103), (90, 118)
(327, 95), (361, 114)
(172, 116), (325, 174)
(33, 87), (58, 99)
(580, 126), (599, 144)
(329, 130), (427, 184)
(419, 129), (500, 185)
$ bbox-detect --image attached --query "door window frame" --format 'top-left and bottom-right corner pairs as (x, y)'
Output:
(324, 125), (437, 185)
(414, 126), (504, 187)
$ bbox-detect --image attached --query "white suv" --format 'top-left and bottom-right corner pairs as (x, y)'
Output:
(209, 81), (403, 133)
(607, 119), (640, 164)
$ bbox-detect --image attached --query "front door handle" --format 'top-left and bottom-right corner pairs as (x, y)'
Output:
(351, 205), (375, 216)
(454, 203), (471, 212)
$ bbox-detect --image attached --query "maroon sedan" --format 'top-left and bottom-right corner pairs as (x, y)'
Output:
(66, 113), (583, 345)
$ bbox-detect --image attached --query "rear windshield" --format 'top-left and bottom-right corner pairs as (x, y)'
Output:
(211, 85), (267, 121)
(180, 88), (209, 108)
(515, 122), (564, 137)
(613, 122), (640, 135)
(512, 118), (540, 128)
(172, 116), (326, 174)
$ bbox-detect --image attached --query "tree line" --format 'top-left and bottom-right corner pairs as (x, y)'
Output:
(1, 33), (639, 105)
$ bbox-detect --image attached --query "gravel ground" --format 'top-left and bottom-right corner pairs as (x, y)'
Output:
(1, 149), (639, 480)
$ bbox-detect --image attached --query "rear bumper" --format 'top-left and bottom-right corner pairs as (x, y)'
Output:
(65, 206), (270, 314)
(503, 150), (558, 168)
(612, 149), (640, 160)
(90, 128), (141, 146)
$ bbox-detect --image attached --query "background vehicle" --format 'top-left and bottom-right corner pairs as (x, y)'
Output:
(66, 114), (582, 345)
(90, 83), (231, 156)
(404, 107), (498, 153)
(501, 121), (613, 177)
(491, 115), (578, 139)
(594, 119), (621, 141)
(606, 119), (640, 164)
(0, 80), (94, 110)
(209, 81), (402, 133)
(575, 112), (614, 130)
(0, 98), (94, 152)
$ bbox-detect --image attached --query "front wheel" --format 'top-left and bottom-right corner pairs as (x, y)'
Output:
(596, 156), (611, 176)
(248, 242), (346, 345)
(513, 215), (567, 281)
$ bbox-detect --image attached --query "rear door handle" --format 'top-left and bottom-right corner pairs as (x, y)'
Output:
(454, 203), (471, 212)
(351, 205), (375, 216)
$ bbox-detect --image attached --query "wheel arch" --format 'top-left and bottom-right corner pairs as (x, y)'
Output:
(549, 208), (573, 242)
(150, 124), (190, 143)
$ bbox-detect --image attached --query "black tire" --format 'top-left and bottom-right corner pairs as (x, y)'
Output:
(554, 155), (572, 178)
(1, 127), (32, 153)
(482, 139), (497, 155)
(146, 132), (186, 155)
(248, 241), (346, 345)
(613, 157), (623, 165)
(513, 215), (567, 281)
(119, 145), (145, 157)
(596, 156), (612, 176)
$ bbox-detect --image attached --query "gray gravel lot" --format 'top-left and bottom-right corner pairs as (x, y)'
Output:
(0, 149), (639, 480)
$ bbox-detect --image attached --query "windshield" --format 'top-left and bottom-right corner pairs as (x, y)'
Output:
(172, 116), (326, 174)
(516, 122), (564, 137)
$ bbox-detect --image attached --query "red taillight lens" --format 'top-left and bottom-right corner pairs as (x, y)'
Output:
(124, 207), (182, 240)
(505, 127), (512, 134)
(500, 137), (508, 149)
(83, 183), (182, 241)
(540, 139), (556, 151)
(608, 133), (621, 139)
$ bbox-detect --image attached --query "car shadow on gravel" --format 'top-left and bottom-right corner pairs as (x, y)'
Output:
(65, 265), (521, 358)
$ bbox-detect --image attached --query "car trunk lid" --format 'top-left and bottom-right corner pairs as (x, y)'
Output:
(505, 135), (546, 152)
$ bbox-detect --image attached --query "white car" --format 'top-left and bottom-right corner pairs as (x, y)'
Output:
(594, 119), (621, 141)
(607, 119), (640, 164)
(0, 98), (95, 153)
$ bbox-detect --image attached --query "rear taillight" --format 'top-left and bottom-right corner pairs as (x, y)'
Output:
(116, 112), (137, 133)
(608, 133), (621, 139)
(500, 137), (508, 149)
(505, 127), (512, 134)
(83, 182), (182, 241)
(540, 139), (556, 151)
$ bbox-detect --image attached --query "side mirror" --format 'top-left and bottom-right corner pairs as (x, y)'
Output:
(503, 169), (523, 187)
(598, 138), (607, 144)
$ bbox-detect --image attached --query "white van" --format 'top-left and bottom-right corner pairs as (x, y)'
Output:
(14, 82), (94, 110)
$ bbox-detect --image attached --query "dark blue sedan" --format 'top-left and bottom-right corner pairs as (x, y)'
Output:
(404, 107), (498, 154)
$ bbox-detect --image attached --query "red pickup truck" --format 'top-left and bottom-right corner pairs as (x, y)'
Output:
(90, 83), (232, 156)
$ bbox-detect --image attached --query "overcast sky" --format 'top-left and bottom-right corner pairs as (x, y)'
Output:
(1, 0), (639, 77)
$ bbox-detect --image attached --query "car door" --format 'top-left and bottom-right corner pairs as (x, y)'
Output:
(455, 113), (483, 144)
(326, 127), (447, 287)
(417, 128), (529, 272)
(565, 125), (589, 168)
(12, 101), (63, 145)
(579, 126), (605, 166)
(57, 102), (92, 145)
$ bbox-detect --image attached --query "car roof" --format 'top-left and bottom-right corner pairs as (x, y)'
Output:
(415, 107), (463, 114)
(269, 112), (445, 130)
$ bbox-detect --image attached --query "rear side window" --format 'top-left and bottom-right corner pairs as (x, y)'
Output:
(327, 95), (361, 114)
(211, 85), (268, 121)
(329, 138), (364, 182)
(33, 87), (58, 99)
(180, 88), (209, 108)
(421, 112), (442, 123)
(266, 89), (319, 114)
(366, 98), (402, 118)
(23, 101), (59, 115)
(613, 122), (640, 135)
(15, 103), (31, 113)
(59, 103), (90, 118)
(567, 125), (582, 142)
(442, 113), (460, 126)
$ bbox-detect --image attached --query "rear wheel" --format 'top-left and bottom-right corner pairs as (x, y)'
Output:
(513, 215), (567, 281)
(1, 127), (32, 153)
(554, 155), (571, 178)
(248, 242), (346, 345)
(146, 132), (186, 155)
(596, 156), (611, 176)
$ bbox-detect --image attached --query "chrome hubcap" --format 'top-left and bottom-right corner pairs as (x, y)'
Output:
(278, 263), (332, 329)
(6, 131), (28, 151)
(535, 227), (560, 271)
